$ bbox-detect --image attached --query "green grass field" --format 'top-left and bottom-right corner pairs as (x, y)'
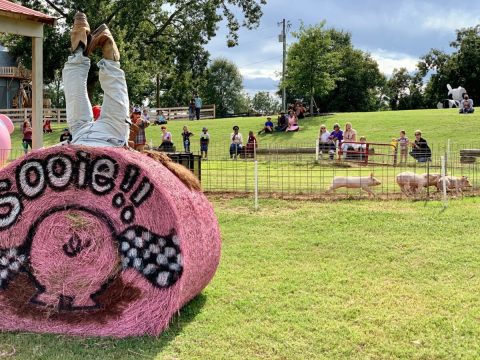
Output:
(1, 110), (480, 358)
(11, 108), (480, 151)
(1, 196), (479, 359)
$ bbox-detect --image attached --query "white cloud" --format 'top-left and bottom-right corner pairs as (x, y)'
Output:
(370, 49), (419, 75)
(421, 11), (479, 31)
(239, 66), (280, 80)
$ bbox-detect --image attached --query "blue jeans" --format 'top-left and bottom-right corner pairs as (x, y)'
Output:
(230, 144), (242, 157)
(183, 139), (190, 152)
(63, 49), (130, 147)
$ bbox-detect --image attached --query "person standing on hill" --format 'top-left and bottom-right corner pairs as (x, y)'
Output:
(200, 127), (210, 160)
(194, 93), (202, 120)
(188, 99), (196, 120)
(22, 117), (33, 154)
(181, 125), (194, 152)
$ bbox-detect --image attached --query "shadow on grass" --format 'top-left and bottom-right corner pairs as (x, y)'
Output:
(1, 294), (208, 359)
(108, 294), (208, 358)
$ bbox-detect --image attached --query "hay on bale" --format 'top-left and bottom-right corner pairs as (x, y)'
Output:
(0, 145), (221, 337)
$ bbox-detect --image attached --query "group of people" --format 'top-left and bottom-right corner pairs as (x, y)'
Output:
(317, 122), (367, 160)
(258, 109), (302, 134)
(230, 125), (258, 159)
(316, 123), (432, 163)
(126, 106), (211, 159)
(22, 115), (73, 154)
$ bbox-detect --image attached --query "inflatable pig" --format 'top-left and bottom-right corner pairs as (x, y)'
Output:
(0, 146), (221, 337)
(0, 114), (14, 164)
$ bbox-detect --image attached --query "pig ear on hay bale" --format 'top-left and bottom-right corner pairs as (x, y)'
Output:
(142, 150), (201, 192)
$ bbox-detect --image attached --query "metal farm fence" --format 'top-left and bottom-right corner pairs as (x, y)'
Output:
(179, 140), (480, 199)
(3, 140), (480, 200)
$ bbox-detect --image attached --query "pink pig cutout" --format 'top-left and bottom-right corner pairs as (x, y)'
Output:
(0, 114), (13, 165)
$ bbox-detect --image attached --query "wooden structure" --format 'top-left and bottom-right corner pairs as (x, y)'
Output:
(0, 0), (55, 149)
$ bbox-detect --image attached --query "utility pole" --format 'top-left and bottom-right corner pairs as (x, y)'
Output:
(156, 74), (160, 107)
(282, 19), (286, 112)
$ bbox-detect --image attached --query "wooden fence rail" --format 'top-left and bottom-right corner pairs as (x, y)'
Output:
(0, 104), (216, 124)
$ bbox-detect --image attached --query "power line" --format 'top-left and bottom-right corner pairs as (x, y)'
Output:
(239, 56), (280, 68)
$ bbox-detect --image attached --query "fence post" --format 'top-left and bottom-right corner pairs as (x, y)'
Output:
(23, 108), (27, 121)
(441, 156), (448, 208)
(57, 109), (61, 124)
(315, 138), (319, 162)
(254, 140), (259, 211)
(446, 139), (451, 176)
(212, 104), (216, 119)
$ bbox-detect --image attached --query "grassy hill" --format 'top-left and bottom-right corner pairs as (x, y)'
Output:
(11, 108), (480, 152)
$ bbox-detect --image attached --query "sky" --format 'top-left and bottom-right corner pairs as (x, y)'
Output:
(206, 0), (480, 96)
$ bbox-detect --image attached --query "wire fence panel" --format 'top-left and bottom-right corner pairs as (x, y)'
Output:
(192, 141), (480, 199)
(2, 141), (480, 199)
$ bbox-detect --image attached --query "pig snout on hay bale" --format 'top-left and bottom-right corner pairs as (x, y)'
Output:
(0, 146), (221, 337)
(326, 173), (381, 196)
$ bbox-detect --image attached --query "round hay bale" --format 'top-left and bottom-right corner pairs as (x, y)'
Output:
(0, 145), (221, 337)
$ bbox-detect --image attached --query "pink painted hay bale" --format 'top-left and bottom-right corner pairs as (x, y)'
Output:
(0, 145), (221, 337)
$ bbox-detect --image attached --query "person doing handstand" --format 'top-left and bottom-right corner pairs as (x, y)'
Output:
(63, 12), (130, 147)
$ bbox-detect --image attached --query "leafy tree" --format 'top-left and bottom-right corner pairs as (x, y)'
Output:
(201, 58), (245, 116)
(283, 24), (385, 113)
(319, 29), (386, 112)
(2, 0), (266, 105)
(384, 68), (425, 110)
(251, 91), (280, 114)
(419, 25), (480, 107)
(283, 22), (342, 114)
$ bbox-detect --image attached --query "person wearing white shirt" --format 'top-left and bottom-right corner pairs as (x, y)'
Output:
(318, 124), (334, 159)
(230, 125), (243, 159)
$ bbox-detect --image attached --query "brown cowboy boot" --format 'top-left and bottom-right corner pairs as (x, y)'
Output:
(70, 11), (90, 52)
(86, 24), (120, 61)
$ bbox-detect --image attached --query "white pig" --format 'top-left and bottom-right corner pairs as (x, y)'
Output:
(396, 172), (440, 196)
(436, 176), (472, 194)
(326, 173), (381, 196)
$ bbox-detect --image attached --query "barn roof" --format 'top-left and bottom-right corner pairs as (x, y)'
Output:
(0, 0), (55, 26)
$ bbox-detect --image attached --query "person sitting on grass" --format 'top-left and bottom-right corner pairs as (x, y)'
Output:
(459, 94), (474, 114)
(409, 130), (431, 162)
(341, 122), (357, 159)
(159, 125), (174, 151)
(230, 125), (243, 159)
(356, 136), (367, 160)
(258, 117), (274, 134)
(154, 110), (168, 125)
(328, 123), (343, 158)
(59, 128), (73, 143)
(43, 118), (52, 133)
(318, 124), (333, 160)
(200, 127), (210, 160)
(275, 112), (288, 131)
(285, 110), (299, 132)
(246, 131), (258, 158)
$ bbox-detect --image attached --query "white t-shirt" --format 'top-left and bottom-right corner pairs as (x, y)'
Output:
(319, 130), (331, 143)
(231, 132), (243, 145)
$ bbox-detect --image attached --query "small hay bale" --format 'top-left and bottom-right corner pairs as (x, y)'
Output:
(0, 145), (221, 337)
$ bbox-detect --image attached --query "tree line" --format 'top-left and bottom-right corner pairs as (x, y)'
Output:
(2, 2), (479, 115)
